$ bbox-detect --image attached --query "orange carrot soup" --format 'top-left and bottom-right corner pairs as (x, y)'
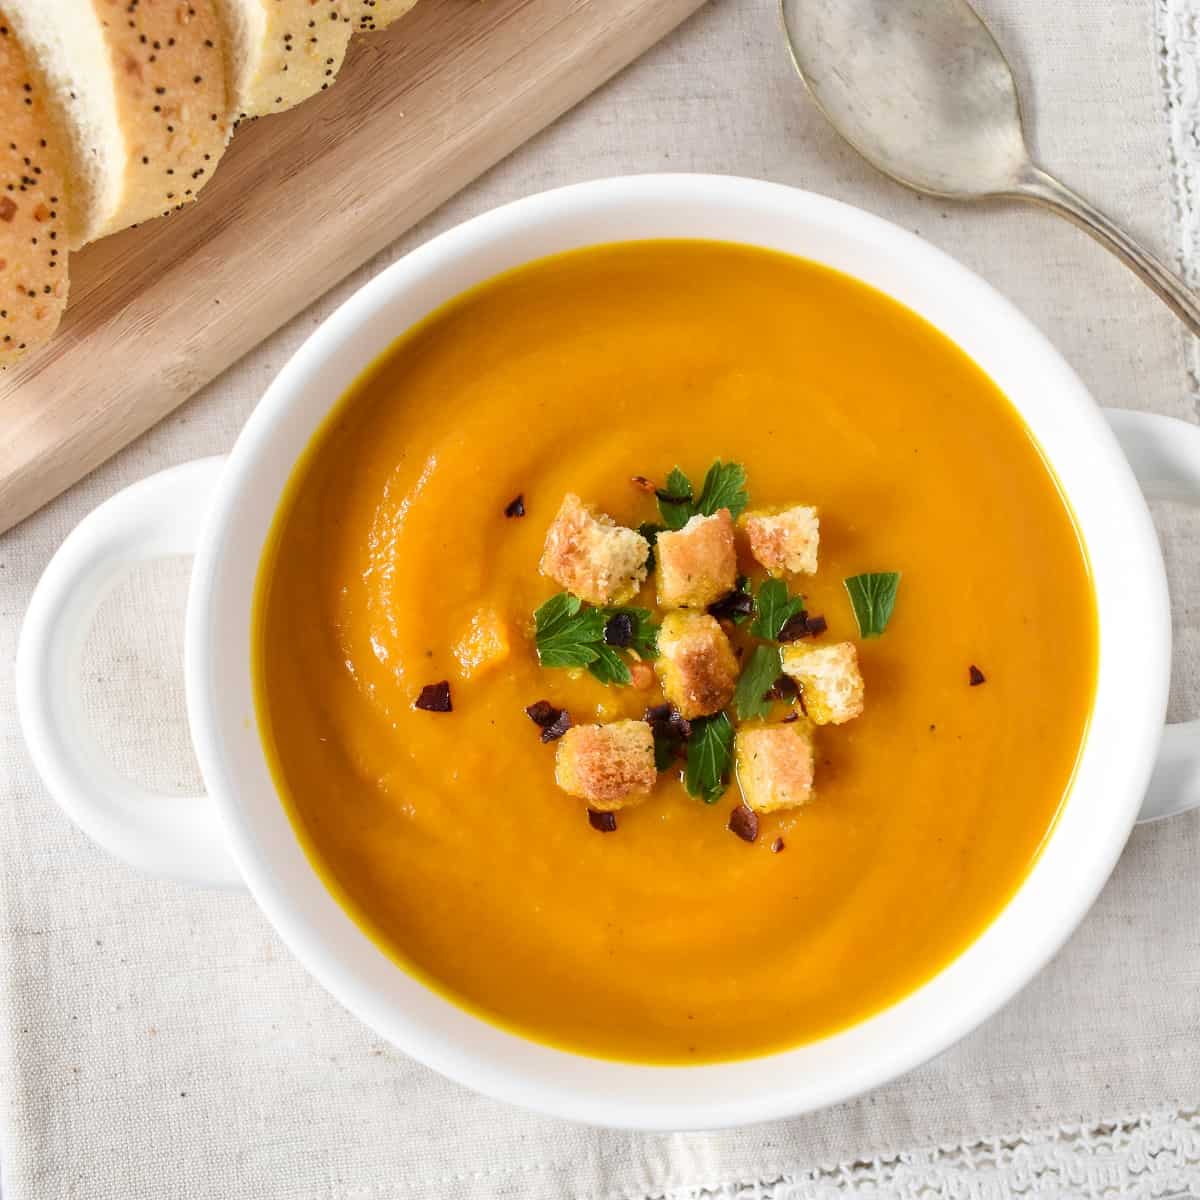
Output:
(253, 241), (1097, 1063)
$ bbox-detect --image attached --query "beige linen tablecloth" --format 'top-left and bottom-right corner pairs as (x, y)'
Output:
(2, 1), (1199, 1196)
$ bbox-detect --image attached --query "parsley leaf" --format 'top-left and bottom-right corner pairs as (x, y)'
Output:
(533, 594), (605, 668)
(694, 460), (749, 520)
(587, 644), (632, 686)
(653, 732), (676, 771)
(533, 594), (659, 681)
(685, 712), (735, 804)
(657, 467), (694, 531)
(750, 578), (805, 641)
(655, 461), (750, 530)
(638, 522), (663, 571)
(733, 644), (783, 720)
(845, 572), (901, 638)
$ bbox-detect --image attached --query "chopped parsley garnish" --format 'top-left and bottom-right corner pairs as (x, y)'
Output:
(533, 594), (659, 685)
(655, 460), (749, 530)
(637, 522), (663, 570)
(749, 578), (805, 641)
(694, 460), (749, 520)
(656, 467), (695, 530)
(685, 712), (735, 804)
(733, 644), (784, 720)
(532, 594), (606, 669)
(844, 572), (901, 638)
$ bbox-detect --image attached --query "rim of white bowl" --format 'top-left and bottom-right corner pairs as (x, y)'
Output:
(185, 174), (1170, 1131)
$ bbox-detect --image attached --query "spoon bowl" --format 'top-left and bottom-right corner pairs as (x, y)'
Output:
(781, 0), (1200, 334)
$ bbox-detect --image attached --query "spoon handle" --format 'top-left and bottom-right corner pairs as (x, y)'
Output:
(1014, 165), (1200, 337)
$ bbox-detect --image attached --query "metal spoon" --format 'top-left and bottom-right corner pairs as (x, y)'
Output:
(780, 0), (1200, 336)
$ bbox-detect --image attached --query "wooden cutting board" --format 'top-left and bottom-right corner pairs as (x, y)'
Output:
(0, 0), (706, 535)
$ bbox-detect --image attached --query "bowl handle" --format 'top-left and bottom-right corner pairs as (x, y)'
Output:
(15, 457), (243, 886)
(1104, 408), (1200, 822)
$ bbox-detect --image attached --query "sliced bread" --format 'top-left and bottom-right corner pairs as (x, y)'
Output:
(351, 0), (418, 34)
(88, 0), (230, 229)
(212, 0), (352, 120)
(0, 12), (70, 366)
(1, 0), (124, 248)
(2, 0), (230, 246)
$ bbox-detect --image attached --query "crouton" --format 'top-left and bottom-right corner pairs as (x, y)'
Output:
(539, 493), (649, 606)
(453, 608), (511, 679)
(555, 720), (657, 810)
(735, 723), (816, 813)
(780, 641), (864, 725)
(739, 505), (820, 577)
(656, 509), (737, 608)
(654, 611), (740, 719)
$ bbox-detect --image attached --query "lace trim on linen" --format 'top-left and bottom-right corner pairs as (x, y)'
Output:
(647, 1107), (1200, 1200)
(1157, 0), (1200, 408)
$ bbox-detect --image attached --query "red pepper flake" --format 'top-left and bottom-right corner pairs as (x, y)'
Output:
(779, 612), (827, 642)
(777, 612), (809, 643)
(526, 699), (571, 740)
(540, 709), (572, 743)
(729, 804), (759, 843)
(630, 660), (656, 690)
(525, 700), (558, 726)
(630, 475), (658, 493)
(504, 494), (525, 518)
(770, 837), (785, 853)
(603, 612), (635, 647)
(525, 701), (572, 742)
(588, 809), (617, 832)
(969, 665), (987, 687)
(708, 588), (754, 622)
(414, 681), (452, 712)
(765, 675), (798, 702)
(644, 703), (692, 742)
(781, 712), (799, 724)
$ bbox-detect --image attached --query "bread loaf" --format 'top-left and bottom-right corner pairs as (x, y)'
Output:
(0, 12), (70, 366)
(89, 0), (230, 229)
(2, 0), (230, 246)
(351, 0), (417, 33)
(212, 0), (352, 120)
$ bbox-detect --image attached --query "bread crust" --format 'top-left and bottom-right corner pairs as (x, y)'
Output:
(555, 720), (657, 809)
(234, 0), (352, 119)
(351, 0), (417, 33)
(654, 611), (739, 719)
(780, 641), (865, 726)
(90, 0), (229, 233)
(740, 505), (820, 577)
(656, 509), (737, 608)
(539, 493), (650, 606)
(0, 12), (69, 366)
(735, 723), (815, 813)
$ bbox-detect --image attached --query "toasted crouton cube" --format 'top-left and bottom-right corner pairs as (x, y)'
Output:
(735, 724), (815, 813)
(539, 493), (649, 606)
(555, 720), (657, 810)
(655, 611), (740, 719)
(780, 641), (864, 725)
(656, 509), (737, 608)
(739, 505), (820, 577)
(453, 608), (510, 679)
